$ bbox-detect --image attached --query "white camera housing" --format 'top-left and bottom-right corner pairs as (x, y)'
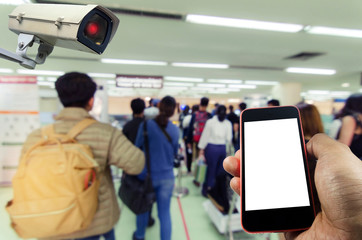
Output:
(9, 4), (119, 54)
(0, 4), (119, 69)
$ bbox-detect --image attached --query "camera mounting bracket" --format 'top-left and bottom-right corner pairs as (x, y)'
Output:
(0, 33), (53, 69)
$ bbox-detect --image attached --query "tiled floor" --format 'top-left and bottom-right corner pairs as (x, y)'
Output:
(0, 167), (280, 240)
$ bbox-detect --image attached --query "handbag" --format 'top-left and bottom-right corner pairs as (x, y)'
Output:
(118, 120), (156, 214)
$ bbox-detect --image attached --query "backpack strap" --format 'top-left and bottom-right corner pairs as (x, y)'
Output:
(67, 118), (97, 139)
(41, 124), (56, 140)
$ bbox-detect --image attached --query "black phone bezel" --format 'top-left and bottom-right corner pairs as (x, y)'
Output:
(240, 106), (315, 233)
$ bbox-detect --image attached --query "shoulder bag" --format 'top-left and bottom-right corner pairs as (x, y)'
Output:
(118, 120), (156, 214)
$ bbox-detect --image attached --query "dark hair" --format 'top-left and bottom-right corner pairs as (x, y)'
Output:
(155, 96), (176, 128)
(55, 72), (96, 108)
(239, 102), (247, 111)
(335, 93), (362, 119)
(200, 97), (209, 107)
(191, 104), (199, 113)
(131, 98), (146, 115)
(216, 105), (227, 122)
(229, 105), (234, 111)
(267, 99), (280, 106)
(296, 103), (324, 139)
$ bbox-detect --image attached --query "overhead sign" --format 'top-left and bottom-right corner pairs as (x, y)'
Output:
(116, 74), (163, 89)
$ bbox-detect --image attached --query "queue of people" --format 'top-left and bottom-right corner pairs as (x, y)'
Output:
(10, 71), (362, 240)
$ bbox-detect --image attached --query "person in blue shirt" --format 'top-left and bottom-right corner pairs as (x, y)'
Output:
(133, 96), (179, 240)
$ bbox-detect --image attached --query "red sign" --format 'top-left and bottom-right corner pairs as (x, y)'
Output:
(0, 76), (37, 84)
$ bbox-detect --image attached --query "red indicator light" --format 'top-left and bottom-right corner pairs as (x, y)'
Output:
(86, 22), (99, 36)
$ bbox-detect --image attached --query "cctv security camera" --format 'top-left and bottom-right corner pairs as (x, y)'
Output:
(0, 4), (119, 69)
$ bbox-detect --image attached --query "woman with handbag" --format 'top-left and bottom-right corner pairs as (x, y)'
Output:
(133, 96), (179, 240)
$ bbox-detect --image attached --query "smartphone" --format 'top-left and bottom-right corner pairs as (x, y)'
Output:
(240, 106), (315, 233)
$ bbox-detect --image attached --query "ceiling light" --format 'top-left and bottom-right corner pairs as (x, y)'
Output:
(0, 68), (14, 73)
(186, 14), (304, 33)
(286, 67), (336, 75)
(341, 83), (350, 88)
(207, 79), (242, 84)
(228, 84), (257, 89)
(330, 91), (351, 97)
(17, 69), (65, 76)
(245, 80), (279, 85)
(197, 83), (226, 88)
(164, 76), (204, 82)
(172, 62), (229, 69)
(164, 82), (194, 87)
(220, 88), (241, 92)
(101, 58), (168, 66)
(306, 26), (362, 38)
(89, 73), (116, 78)
(308, 90), (330, 95)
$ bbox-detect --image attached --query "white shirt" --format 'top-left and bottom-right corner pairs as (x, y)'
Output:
(198, 116), (232, 149)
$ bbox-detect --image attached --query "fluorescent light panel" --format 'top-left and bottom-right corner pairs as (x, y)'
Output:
(330, 91), (351, 96)
(164, 82), (194, 87)
(172, 62), (229, 69)
(245, 80), (279, 85)
(17, 69), (65, 76)
(220, 88), (241, 92)
(186, 14), (304, 33)
(89, 73), (116, 78)
(0, 68), (14, 73)
(286, 67), (336, 75)
(197, 83), (226, 88)
(164, 76), (204, 82)
(207, 79), (242, 84)
(228, 84), (257, 89)
(101, 58), (167, 66)
(308, 90), (330, 95)
(306, 26), (362, 38)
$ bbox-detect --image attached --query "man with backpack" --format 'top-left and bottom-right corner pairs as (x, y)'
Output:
(6, 72), (145, 240)
(186, 97), (212, 178)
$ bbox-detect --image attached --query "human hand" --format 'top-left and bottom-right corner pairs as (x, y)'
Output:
(285, 133), (362, 239)
(223, 149), (241, 195)
(198, 149), (205, 162)
(223, 134), (362, 239)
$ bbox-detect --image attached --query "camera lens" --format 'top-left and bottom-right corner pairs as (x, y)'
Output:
(83, 13), (108, 45)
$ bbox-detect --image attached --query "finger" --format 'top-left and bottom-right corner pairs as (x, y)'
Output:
(229, 177), (241, 196)
(307, 133), (352, 161)
(223, 154), (240, 178)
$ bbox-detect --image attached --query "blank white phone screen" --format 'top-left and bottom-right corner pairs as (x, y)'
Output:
(244, 118), (310, 211)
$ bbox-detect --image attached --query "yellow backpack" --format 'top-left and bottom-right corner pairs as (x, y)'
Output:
(6, 118), (100, 239)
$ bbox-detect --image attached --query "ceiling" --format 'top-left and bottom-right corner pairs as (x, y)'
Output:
(1, 0), (362, 100)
